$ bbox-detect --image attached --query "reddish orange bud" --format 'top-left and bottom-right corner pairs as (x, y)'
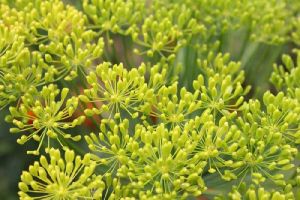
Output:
(27, 110), (36, 125)
(72, 86), (101, 129)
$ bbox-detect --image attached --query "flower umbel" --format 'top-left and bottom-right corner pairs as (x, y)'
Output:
(18, 148), (105, 199)
(0, 0), (299, 199)
(80, 62), (148, 119)
(7, 84), (85, 155)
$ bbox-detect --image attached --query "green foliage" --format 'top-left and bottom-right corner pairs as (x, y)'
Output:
(0, 0), (300, 199)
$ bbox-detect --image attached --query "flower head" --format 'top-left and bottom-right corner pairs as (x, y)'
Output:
(83, 0), (144, 36)
(233, 92), (299, 186)
(80, 62), (148, 119)
(85, 119), (207, 199)
(216, 183), (295, 200)
(18, 148), (104, 199)
(194, 53), (250, 119)
(7, 84), (85, 155)
(270, 51), (300, 100)
(0, 23), (54, 109)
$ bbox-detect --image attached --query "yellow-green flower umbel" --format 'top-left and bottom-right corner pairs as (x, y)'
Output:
(6, 84), (85, 155)
(18, 148), (105, 200)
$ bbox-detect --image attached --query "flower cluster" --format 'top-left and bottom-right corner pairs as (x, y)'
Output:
(6, 84), (85, 155)
(194, 53), (250, 119)
(216, 183), (295, 200)
(83, 0), (144, 36)
(270, 50), (300, 99)
(80, 62), (148, 119)
(0, 23), (51, 109)
(0, 0), (299, 199)
(18, 148), (105, 199)
(85, 119), (207, 199)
